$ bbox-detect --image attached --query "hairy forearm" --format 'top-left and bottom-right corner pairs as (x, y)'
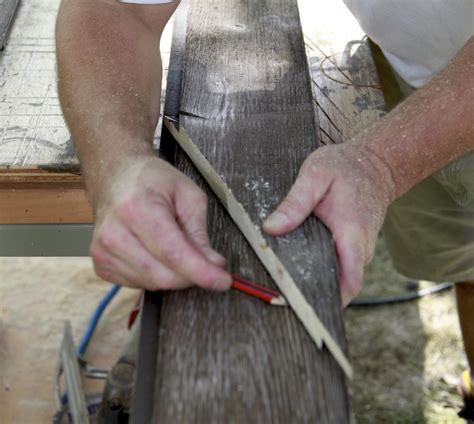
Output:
(56, 0), (175, 206)
(357, 37), (474, 201)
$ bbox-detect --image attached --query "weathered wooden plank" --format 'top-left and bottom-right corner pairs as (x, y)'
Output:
(131, 292), (162, 424)
(165, 117), (352, 376)
(0, 0), (19, 49)
(298, 0), (386, 146)
(57, 321), (90, 424)
(0, 0), (385, 166)
(146, 0), (350, 422)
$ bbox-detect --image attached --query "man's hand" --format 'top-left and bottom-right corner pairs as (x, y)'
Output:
(90, 156), (232, 291)
(263, 143), (395, 307)
(262, 38), (473, 307)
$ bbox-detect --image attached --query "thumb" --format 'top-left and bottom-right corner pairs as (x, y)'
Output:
(263, 171), (332, 236)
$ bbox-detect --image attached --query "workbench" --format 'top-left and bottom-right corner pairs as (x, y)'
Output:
(0, 0), (384, 255)
(0, 0), (387, 421)
(0, 0), (90, 255)
(0, 0), (170, 256)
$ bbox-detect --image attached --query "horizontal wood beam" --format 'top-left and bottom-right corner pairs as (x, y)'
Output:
(0, 167), (82, 188)
(0, 224), (93, 256)
(0, 167), (93, 224)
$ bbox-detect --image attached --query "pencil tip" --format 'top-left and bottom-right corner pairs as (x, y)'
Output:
(270, 296), (289, 307)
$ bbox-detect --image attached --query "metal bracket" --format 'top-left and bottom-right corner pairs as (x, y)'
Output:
(0, 224), (93, 256)
(54, 321), (90, 424)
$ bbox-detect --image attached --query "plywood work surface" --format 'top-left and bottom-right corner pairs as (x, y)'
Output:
(0, 0), (75, 168)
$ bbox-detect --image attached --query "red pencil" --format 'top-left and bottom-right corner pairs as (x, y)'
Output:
(231, 274), (288, 306)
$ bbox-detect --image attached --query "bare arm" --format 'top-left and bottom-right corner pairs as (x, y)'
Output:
(264, 37), (474, 305)
(57, 0), (172, 198)
(363, 37), (474, 200)
(56, 0), (232, 290)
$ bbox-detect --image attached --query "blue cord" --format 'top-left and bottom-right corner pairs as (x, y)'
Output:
(76, 284), (121, 357)
(61, 283), (121, 406)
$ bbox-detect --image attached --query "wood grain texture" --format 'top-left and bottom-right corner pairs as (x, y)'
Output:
(0, 0), (384, 166)
(0, 167), (92, 223)
(0, 167), (81, 187)
(0, 188), (92, 223)
(306, 36), (385, 145)
(146, 0), (351, 422)
(298, 0), (386, 146)
(0, 0), (19, 49)
(164, 117), (352, 377)
(131, 291), (162, 424)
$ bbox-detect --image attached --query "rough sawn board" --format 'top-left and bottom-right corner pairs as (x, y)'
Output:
(0, 0), (19, 49)
(142, 0), (351, 423)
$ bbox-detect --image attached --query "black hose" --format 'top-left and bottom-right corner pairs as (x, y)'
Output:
(348, 282), (453, 307)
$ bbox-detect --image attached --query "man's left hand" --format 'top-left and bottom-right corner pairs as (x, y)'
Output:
(263, 142), (395, 307)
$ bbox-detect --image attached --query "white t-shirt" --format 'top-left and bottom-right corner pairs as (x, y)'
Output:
(344, 0), (473, 87)
(120, 0), (473, 88)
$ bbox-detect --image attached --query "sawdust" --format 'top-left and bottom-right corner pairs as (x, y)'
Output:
(244, 177), (273, 220)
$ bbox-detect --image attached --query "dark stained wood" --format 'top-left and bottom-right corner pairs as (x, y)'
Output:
(142, 0), (351, 422)
(0, 0), (19, 49)
(131, 292), (163, 424)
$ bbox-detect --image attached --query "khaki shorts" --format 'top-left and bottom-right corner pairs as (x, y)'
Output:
(383, 152), (474, 283)
(372, 43), (474, 282)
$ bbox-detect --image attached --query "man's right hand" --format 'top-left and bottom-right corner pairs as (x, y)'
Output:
(89, 156), (232, 291)
(57, 1), (233, 292)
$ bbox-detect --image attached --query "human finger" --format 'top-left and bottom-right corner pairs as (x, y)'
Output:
(264, 161), (332, 235)
(122, 198), (232, 290)
(92, 223), (191, 290)
(174, 187), (226, 267)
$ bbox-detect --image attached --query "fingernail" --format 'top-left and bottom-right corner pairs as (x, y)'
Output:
(215, 276), (233, 290)
(264, 212), (289, 230)
(207, 250), (226, 266)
